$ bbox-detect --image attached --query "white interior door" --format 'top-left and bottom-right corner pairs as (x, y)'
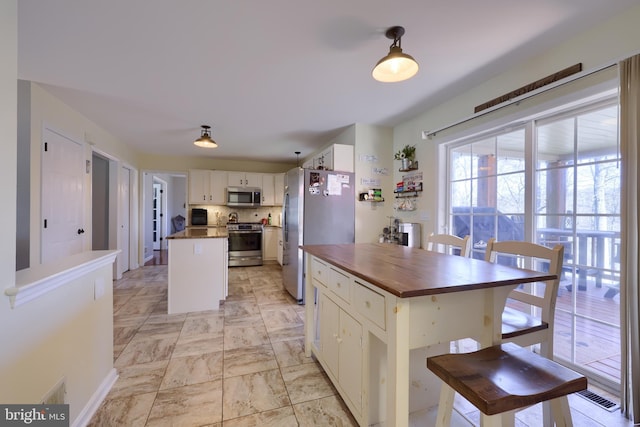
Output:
(119, 166), (131, 273)
(41, 128), (85, 264)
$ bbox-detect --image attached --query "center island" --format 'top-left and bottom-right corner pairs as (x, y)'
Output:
(166, 227), (228, 314)
(300, 243), (556, 427)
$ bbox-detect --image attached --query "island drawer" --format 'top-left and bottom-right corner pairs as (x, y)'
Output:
(311, 257), (329, 286)
(353, 280), (385, 330)
(328, 267), (351, 302)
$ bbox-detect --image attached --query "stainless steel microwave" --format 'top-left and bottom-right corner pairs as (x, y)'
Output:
(226, 187), (261, 207)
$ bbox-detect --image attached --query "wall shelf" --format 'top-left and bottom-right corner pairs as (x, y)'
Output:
(398, 167), (418, 172)
(394, 190), (422, 198)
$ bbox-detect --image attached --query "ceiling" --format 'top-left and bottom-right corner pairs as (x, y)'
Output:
(16, 1), (637, 164)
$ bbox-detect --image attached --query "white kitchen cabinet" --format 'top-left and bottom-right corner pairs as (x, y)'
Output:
(189, 169), (227, 205)
(263, 226), (279, 261)
(306, 144), (354, 172)
(320, 292), (363, 414)
(274, 173), (285, 205)
(209, 170), (227, 205)
(228, 171), (262, 188)
(261, 174), (275, 206)
(189, 169), (210, 203)
(260, 173), (285, 206)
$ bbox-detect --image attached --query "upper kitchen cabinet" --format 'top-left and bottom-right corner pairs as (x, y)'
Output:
(188, 169), (227, 204)
(261, 173), (285, 206)
(305, 144), (354, 172)
(189, 169), (210, 204)
(210, 170), (227, 205)
(274, 173), (285, 205)
(228, 171), (262, 188)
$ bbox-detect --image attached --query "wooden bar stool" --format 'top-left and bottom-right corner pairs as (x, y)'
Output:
(427, 343), (587, 427)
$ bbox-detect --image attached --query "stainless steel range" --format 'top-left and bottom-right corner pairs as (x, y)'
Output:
(227, 222), (263, 267)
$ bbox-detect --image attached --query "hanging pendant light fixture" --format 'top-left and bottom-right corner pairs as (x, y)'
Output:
(194, 125), (218, 148)
(372, 26), (419, 83)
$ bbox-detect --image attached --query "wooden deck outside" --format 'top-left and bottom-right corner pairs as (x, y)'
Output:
(554, 275), (621, 384)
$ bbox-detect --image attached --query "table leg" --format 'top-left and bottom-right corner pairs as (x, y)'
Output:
(387, 299), (411, 427)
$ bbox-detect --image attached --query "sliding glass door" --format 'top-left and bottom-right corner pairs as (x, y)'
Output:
(446, 98), (621, 392)
(535, 102), (620, 390)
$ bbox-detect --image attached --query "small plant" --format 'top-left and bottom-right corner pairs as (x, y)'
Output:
(394, 144), (416, 161)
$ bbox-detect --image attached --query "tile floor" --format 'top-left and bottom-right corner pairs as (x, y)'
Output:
(89, 263), (633, 426)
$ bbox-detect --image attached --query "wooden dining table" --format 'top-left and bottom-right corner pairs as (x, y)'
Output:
(301, 243), (557, 427)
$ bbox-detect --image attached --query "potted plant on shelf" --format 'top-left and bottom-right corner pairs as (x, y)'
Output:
(394, 144), (416, 170)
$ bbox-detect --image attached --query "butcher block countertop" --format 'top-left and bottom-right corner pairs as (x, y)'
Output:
(167, 227), (228, 239)
(300, 243), (556, 298)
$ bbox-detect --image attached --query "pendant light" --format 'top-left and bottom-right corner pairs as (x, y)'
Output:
(194, 125), (218, 148)
(372, 26), (419, 83)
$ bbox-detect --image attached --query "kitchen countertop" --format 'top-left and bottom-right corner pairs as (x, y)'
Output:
(300, 243), (556, 298)
(167, 228), (228, 239)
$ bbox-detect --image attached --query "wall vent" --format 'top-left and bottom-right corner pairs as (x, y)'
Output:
(576, 389), (619, 412)
(41, 377), (66, 405)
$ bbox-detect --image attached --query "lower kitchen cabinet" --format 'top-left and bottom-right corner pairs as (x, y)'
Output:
(320, 293), (362, 412)
(262, 226), (279, 261)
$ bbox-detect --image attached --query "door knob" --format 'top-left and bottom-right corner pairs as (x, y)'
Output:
(77, 228), (85, 235)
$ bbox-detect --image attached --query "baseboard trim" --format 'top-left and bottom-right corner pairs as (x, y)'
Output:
(72, 368), (118, 427)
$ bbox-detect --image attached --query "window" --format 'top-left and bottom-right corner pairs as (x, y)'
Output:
(446, 98), (621, 392)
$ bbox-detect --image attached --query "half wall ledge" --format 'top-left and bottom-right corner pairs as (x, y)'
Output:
(5, 250), (120, 309)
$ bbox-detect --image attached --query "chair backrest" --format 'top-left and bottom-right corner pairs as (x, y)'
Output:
(484, 238), (564, 355)
(425, 233), (471, 257)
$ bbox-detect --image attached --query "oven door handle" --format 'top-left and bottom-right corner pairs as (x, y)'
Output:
(228, 230), (262, 234)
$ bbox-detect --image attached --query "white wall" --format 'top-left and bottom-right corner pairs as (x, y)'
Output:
(1, 34), (136, 424)
(393, 4), (640, 242)
(0, 2), (17, 282)
(2, 4), (114, 424)
(353, 123), (394, 243)
(28, 83), (140, 268)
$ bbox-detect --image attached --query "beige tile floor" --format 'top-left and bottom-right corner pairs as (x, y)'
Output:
(89, 263), (633, 427)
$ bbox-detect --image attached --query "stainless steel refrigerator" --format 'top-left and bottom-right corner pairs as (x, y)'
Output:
(282, 167), (355, 303)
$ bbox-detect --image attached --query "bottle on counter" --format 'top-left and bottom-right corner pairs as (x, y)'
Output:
(268, 213), (272, 225)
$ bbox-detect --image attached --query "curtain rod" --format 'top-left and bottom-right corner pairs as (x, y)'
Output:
(422, 62), (618, 140)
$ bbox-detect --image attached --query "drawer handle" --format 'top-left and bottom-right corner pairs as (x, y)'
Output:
(365, 301), (371, 308)
(337, 282), (341, 288)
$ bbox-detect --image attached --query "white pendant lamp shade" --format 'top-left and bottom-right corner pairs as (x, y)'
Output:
(194, 125), (218, 148)
(372, 26), (419, 83)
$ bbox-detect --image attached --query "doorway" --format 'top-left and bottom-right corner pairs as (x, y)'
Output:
(142, 171), (187, 266)
(152, 179), (166, 251)
(92, 150), (138, 279)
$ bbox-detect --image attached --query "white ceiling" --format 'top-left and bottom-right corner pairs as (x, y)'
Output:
(16, 1), (637, 164)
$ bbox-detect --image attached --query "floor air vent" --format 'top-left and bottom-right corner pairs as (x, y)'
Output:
(576, 389), (619, 412)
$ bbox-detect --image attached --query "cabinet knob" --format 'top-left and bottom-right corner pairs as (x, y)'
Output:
(365, 301), (371, 308)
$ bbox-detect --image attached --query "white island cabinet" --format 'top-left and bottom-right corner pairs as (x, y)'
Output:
(301, 243), (557, 427)
(167, 228), (228, 314)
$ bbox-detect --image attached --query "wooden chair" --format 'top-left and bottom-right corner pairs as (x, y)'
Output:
(427, 342), (587, 427)
(425, 233), (471, 257)
(485, 238), (565, 426)
(484, 238), (565, 359)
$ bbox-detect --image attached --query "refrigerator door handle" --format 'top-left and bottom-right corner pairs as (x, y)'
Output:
(283, 193), (289, 242)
